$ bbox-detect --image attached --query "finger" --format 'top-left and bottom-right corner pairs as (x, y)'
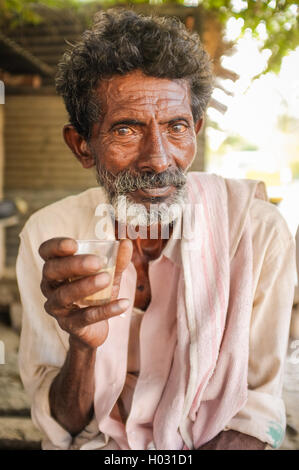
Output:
(40, 277), (55, 299)
(71, 298), (130, 328)
(39, 237), (77, 261)
(42, 254), (105, 282)
(44, 298), (73, 317)
(49, 271), (111, 311)
(115, 239), (133, 275)
(111, 239), (133, 300)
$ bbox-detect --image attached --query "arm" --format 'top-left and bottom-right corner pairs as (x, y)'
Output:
(196, 201), (295, 450)
(17, 227), (132, 446)
(220, 202), (296, 449)
(38, 237), (132, 436)
(49, 338), (97, 436)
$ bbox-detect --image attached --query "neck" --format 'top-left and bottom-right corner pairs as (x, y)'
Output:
(115, 223), (173, 259)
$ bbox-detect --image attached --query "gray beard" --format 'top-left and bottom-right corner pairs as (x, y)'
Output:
(93, 163), (188, 227)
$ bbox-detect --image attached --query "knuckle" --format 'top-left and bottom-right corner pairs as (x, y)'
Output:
(42, 262), (51, 280)
(66, 312), (84, 332)
(82, 308), (92, 324)
(99, 304), (109, 321)
(40, 279), (48, 297)
(55, 286), (67, 307)
(44, 299), (53, 316)
(39, 238), (56, 259)
(44, 298), (69, 319)
(75, 313), (87, 330)
(38, 241), (47, 258)
(56, 316), (70, 333)
(87, 307), (100, 324)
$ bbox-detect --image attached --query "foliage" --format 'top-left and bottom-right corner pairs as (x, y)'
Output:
(0, 0), (83, 28)
(0, 0), (298, 74)
(201, 0), (299, 75)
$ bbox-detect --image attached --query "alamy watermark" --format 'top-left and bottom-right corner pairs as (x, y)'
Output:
(0, 340), (5, 365)
(0, 80), (4, 104)
(94, 197), (203, 247)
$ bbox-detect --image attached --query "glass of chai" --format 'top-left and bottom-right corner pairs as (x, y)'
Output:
(74, 240), (119, 307)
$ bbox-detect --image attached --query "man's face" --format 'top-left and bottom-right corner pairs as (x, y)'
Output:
(88, 71), (200, 213)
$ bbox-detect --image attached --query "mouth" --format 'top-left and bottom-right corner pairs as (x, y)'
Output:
(135, 185), (174, 198)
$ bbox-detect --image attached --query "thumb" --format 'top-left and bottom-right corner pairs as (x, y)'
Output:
(111, 239), (133, 300)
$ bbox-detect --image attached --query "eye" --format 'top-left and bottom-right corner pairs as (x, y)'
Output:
(113, 126), (134, 137)
(170, 123), (188, 134)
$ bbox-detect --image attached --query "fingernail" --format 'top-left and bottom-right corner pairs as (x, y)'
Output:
(89, 257), (103, 271)
(119, 299), (130, 310)
(91, 255), (108, 269)
(61, 239), (77, 252)
(111, 299), (130, 314)
(95, 272), (110, 286)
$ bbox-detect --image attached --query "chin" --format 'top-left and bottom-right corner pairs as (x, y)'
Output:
(111, 187), (187, 228)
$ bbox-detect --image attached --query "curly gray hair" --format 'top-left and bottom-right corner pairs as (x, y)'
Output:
(56, 8), (213, 140)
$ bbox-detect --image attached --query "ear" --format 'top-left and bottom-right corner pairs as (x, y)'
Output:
(194, 118), (203, 135)
(63, 124), (95, 169)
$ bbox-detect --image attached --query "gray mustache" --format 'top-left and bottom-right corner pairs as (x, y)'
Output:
(97, 166), (187, 195)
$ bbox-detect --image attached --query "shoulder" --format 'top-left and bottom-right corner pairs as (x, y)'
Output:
(249, 199), (295, 279)
(27, 187), (105, 222)
(20, 187), (107, 243)
(250, 198), (294, 252)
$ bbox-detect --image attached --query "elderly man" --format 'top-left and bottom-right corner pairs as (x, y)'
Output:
(17, 9), (295, 450)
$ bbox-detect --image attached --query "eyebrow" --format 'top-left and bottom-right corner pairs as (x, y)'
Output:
(109, 119), (146, 130)
(109, 116), (191, 131)
(167, 117), (191, 126)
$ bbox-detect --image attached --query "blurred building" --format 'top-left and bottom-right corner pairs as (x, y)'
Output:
(0, 30), (52, 303)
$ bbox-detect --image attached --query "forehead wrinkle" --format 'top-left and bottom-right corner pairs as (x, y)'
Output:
(97, 72), (192, 124)
(106, 92), (191, 117)
(102, 74), (189, 102)
(108, 100), (190, 115)
(108, 105), (193, 124)
(106, 91), (188, 107)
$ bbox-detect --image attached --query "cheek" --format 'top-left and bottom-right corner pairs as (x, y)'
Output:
(166, 135), (197, 168)
(95, 139), (140, 172)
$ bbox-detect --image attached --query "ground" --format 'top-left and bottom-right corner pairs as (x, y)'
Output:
(0, 319), (42, 450)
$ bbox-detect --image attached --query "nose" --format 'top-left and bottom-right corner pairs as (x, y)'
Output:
(137, 125), (171, 174)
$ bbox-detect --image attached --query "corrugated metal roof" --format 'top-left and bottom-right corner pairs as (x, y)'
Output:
(0, 32), (54, 76)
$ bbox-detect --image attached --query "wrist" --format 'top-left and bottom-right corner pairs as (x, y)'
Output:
(69, 335), (98, 355)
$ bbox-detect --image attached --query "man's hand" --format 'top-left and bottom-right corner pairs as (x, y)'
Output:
(39, 237), (133, 350)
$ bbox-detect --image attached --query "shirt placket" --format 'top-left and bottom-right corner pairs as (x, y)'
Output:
(125, 255), (179, 449)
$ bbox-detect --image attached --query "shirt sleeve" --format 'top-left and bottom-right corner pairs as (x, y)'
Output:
(16, 219), (101, 450)
(225, 200), (296, 449)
